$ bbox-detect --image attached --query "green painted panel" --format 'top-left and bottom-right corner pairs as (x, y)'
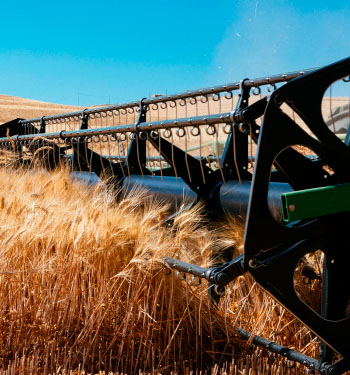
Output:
(281, 183), (350, 223)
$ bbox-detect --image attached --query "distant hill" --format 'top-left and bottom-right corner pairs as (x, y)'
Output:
(0, 95), (83, 124)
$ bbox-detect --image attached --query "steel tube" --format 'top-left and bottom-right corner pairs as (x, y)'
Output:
(20, 68), (314, 125)
(116, 176), (291, 222)
(220, 181), (293, 221)
(0, 112), (234, 143)
(108, 155), (218, 163)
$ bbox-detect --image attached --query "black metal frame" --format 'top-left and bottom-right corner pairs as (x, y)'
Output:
(244, 57), (350, 364)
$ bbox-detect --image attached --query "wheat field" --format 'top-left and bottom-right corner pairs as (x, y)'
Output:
(0, 165), (321, 375)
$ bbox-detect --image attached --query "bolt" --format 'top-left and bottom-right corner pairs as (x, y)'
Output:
(289, 204), (296, 212)
(274, 94), (283, 105)
(249, 259), (258, 268)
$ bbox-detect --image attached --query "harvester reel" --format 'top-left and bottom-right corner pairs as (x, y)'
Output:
(1, 56), (350, 374)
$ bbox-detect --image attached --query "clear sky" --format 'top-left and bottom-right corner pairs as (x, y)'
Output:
(0, 0), (349, 106)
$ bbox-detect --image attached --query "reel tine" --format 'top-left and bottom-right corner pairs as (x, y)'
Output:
(183, 128), (192, 184)
(249, 123), (255, 171)
(76, 137), (82, 172)
(171, 130), (178, 180)
(198, 126), (206, 184)
(113, 133), (126, 177)
(176, 271), (186, 281)
(136, 133), (144, 178)
(206, 94), (210, 116)
(218, 124), (226, 182)
(125, 132), (131, 177)
(89, 135), (95, 171)
(105, 135), (114, 175)
(156, 101), (160, 121)
(190, 276), (202, 286)
(232, 124), (241, 184)
(88, 137), (93, 175)
(217, 94), (222, 113)
(83, 137), (89, 172)
(145, 135), (152, 176)
(157, 135), (163, 180)
(117, 109), (121, 126)
(98, 135), (107, 176)
(175, 98), (178, 120)
(162, 266), (172, 276)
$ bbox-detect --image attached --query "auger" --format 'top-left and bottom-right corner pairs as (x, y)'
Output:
(1, 57), (350, 374)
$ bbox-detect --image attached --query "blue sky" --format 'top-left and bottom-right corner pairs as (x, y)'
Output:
(0, 0), (349, 106)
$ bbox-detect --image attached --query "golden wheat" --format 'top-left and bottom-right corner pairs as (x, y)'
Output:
(0, 167), (319, 374)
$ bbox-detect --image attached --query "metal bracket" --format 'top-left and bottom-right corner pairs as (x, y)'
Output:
(39, 116), (46, 133)
(72, 109), (89, 171)
(126, 98), (150, 175)
(136, 98), (147, 124)
(80, 109), (89, 130)
(221, 79), (251, 181)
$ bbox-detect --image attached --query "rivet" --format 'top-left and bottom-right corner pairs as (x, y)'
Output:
(289, 204), (296, 212)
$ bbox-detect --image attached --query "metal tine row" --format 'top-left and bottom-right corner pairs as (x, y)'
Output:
(160, 252), (245, 296)
(20, 96), (237, 137)
(162, 266), (203, 288)
(18, 67), (312, 136)
(161, 261), (204, 288)
(2, 66), (330, 183)
(0, 96), (262, 185)
(0, 124), (240, 183)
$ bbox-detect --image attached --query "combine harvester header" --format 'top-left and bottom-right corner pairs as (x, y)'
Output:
(1, 57), (350, 374)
